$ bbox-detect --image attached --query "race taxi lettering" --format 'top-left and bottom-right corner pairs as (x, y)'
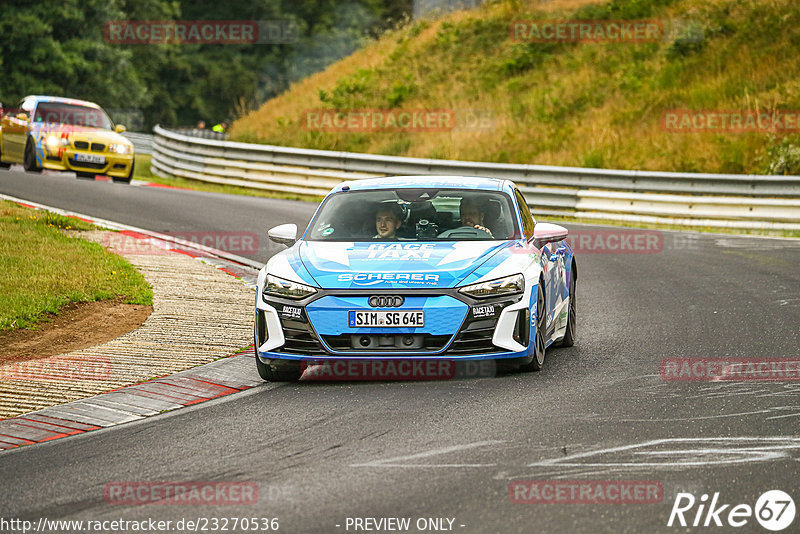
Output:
(281, 305), (302, 319)
(472, 304), (497, 318)
(338, 273), (439, 283)
(367, 243), (435, 260)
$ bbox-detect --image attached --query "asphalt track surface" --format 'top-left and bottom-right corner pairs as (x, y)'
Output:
(2, 168), (800, 533)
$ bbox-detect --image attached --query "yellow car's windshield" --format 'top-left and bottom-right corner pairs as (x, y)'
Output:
(34, 103), (113, 130)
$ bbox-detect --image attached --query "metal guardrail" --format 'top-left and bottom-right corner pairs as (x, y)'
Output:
(151, 125), (800, 230)
(122, 132), (154, 155)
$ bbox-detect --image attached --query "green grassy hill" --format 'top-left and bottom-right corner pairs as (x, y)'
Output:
(232, 0), (800, 175)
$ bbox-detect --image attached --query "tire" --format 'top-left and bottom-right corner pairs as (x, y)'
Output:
(112, 160), (134, 183)
(519, 282), (546, 372)
(256, 356), (303, 382)
(0, 142), (11, 169)
(556, 267), (576, 348)
(23, 139), (42, 173)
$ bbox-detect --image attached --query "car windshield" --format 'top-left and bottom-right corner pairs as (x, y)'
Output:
(33, 102), (113, 130)
(306, 188), (520, 241)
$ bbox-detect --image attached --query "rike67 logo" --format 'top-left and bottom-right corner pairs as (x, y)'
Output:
(668, 490), (795, 531)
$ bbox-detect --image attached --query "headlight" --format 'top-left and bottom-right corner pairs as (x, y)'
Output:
(46, 135), (68, 149)
(109, 143), (132, 155)
(263, 274), (317, 300)
(459, 274), (524, 299)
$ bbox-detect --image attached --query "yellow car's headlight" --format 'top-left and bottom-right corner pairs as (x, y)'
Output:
(109, 143), (132, 155)
(45, 135), (69, 149)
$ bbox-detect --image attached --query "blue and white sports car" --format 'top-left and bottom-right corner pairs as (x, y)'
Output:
(254, 176), (576, 381)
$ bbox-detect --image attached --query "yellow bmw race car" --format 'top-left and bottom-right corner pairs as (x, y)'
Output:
(0, 95), (134, 182)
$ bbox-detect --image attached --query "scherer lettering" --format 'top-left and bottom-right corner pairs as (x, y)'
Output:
(338, 272), (439, 283)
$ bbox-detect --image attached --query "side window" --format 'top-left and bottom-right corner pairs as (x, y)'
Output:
(514, 189), (536, 239)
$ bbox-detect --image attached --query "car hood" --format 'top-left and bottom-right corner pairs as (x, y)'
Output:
(297, 240), (512, 289)
(30, 123), (130, 146)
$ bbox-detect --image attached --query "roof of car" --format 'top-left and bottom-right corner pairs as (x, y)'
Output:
(25, 96), (102, 109)
(333, 175), (514, 193)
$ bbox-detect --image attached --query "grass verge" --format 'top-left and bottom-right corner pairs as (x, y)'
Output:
(0, 201), (154, 331)
(232, 0), (800, 176)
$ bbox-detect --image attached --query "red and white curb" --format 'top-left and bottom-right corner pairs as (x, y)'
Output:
(0, 194), (266, 450)
(0, 347), (264, 450)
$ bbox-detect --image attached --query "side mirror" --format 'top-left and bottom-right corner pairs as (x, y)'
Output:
(532, 222), (568, 248)
(115, 124), (127, 133)
(268, 223), (298, 247)
(16, 113), (28, 121)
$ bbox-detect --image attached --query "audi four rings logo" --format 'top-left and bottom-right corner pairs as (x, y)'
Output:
(368, 295), (404, 307)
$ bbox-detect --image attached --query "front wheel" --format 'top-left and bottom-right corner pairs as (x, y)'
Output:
(23, 140), (42, 173)
(256, 356), (303, 382)
(0, 142), (11, 169)
(556, 268), (576, 347)
(519, 283), (546, 372)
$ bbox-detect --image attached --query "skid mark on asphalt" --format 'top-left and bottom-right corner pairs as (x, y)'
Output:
(351, 440), (505, 468)
(525, 437), (800, 470)
(583, 405), (800, 422)
(492, 437), (800, 480)
(686, 382), (800, 400)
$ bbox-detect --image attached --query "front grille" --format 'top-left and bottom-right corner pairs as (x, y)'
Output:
(447, 319), (498, 355)
(280, 318), (327, 356)
(73, 141), (105, 152)
(322, 333), (450, 353)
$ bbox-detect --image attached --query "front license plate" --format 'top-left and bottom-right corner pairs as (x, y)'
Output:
(348, 310), (424, 327)
(74, 153), (105, 164)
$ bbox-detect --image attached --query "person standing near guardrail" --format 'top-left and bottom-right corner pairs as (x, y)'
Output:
(212, 122), (227, 133)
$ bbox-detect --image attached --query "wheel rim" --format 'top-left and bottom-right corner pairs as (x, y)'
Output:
(535, 285), (546, 365)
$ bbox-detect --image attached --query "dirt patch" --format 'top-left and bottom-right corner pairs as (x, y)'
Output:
(0, 299), (152, 363)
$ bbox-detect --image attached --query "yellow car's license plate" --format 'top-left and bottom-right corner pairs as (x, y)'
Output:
(74, 153), (105, 164)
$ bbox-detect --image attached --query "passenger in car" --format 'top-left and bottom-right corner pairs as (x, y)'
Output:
(374, 204), (404, 239)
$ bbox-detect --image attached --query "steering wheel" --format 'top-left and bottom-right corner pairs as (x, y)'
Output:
(436, 225), (493, 239)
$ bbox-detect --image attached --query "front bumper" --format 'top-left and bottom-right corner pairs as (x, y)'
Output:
(254, 288), (533, 361)
(41, 147), (133, 178)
